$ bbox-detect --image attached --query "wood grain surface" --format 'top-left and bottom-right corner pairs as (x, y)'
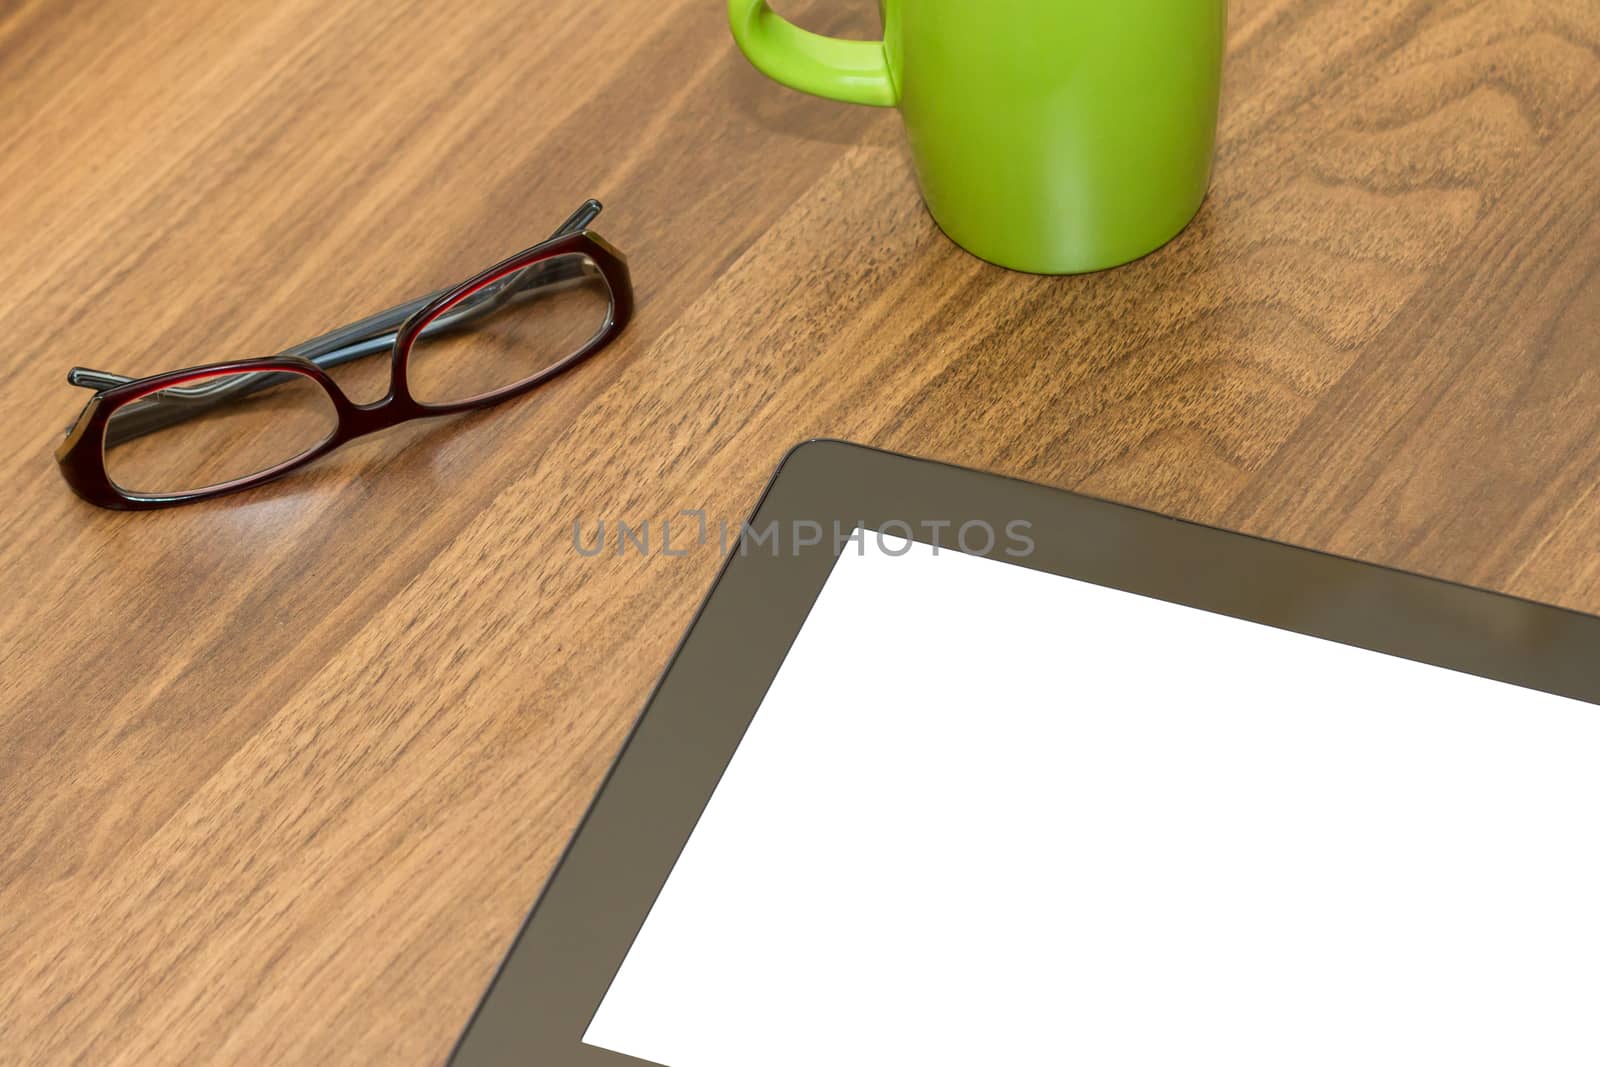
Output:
(1, 0), (1596, 1062)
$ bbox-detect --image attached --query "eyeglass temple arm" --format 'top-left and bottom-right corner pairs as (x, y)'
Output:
(272, 197), (598, 368)
(72, 201), (605, 441)
(67, 289), (440, 402)
(551, 199), (602, 237)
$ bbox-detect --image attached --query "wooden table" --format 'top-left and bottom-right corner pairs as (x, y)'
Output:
(1, 0), (1596, 1061)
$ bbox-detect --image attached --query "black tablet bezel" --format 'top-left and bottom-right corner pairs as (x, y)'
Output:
(447, 439), (1600, 1066)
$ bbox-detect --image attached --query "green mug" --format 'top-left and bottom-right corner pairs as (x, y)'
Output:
(728, 0), (1226, 274)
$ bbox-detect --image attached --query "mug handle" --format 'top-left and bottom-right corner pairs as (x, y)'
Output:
(727, 1), (898, 107)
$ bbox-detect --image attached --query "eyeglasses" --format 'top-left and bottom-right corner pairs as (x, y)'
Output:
(55, 200), (632, 510)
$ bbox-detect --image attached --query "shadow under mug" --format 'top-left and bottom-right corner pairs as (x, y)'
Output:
(728, 0), (1226, 275)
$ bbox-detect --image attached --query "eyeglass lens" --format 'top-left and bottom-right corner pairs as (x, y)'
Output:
(102, 370), (338, 496)
(406, 252), (613, 406)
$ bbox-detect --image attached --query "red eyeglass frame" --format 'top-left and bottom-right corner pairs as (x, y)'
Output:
(56, 225), (632, 510)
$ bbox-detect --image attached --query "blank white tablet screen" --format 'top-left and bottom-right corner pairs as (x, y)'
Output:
(584, 536), (1600, 1066)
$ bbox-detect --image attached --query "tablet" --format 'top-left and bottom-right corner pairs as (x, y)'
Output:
(449, 440), (1600, 1066)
